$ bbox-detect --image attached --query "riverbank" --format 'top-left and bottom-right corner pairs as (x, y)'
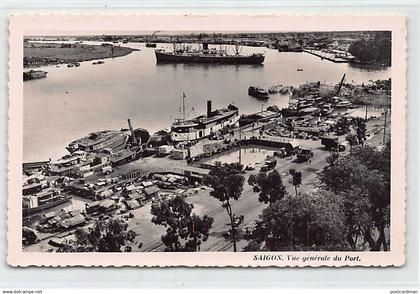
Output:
(24, 42), (138, 68)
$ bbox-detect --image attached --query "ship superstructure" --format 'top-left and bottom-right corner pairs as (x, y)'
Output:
(171, 100), (239, 143)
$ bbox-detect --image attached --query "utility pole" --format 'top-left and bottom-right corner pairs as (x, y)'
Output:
(365, 104), (368, 121)
(238, 127), (242, 165)
(383, 108), (388, 145)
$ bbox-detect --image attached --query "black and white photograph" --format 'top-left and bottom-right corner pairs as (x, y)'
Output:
(7, 15), (406, 267)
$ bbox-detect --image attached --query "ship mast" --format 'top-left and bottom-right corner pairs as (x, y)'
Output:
(182, 92), (186, 121)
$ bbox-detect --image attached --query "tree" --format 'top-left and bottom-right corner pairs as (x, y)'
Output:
(151, 195), (213, 252)
(247, 192), (347, 251)
(289, 169), (302, 196)
(353, 117), (367, 145)
(203, 162), (245, 252)
(58, 218), (137, 252)
(335, 117), (351, 135)
(319, 145), (390, 251)
(348, 32), (391, 66)
(346, 133), (358, 149)
(326, 148), (340, 166)
(248, 169), (286, 204)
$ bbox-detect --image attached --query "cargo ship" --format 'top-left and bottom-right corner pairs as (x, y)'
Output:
(155, 43), (264, 65)
(22, 189), (70, 216)
(171, 100), (239, 143)
(23, 70), (47, 81)
(67, 130), (129, 154)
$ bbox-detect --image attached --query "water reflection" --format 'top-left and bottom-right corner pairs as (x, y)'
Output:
(204, 146), (276, 166)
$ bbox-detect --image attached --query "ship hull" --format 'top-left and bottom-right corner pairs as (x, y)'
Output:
(67, 131), (129, 154)
(23, 197), (71, 216)
(155, 51), (264, 65)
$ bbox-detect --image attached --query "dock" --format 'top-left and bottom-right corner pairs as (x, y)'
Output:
(304, 49), (351, 63)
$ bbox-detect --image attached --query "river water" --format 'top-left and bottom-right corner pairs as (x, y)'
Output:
(23, 42), (391, 162)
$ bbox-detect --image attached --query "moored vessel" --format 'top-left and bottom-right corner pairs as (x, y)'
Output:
(67, 130), (129, 154)
(155, 43), (264, 65)
(23, 70), (47, 81)
(22, 188), (70, 216)
(248, 86), (269, 99)
(171, 100), (239, 143)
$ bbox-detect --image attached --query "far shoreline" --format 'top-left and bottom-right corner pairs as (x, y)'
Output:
(24, 42), (139, 68)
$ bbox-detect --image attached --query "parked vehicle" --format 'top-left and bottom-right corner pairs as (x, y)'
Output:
(273, 147), (287, 158)
(321, 136), (340, 150)
(296, 148), (314, 162)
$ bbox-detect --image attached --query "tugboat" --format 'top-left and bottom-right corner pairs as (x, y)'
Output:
(155, 42), (265, 65)
(248, 86), (269, 99)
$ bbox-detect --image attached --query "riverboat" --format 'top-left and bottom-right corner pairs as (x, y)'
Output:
(22, 189), (70, 216)
(171, 101), (239, 143)
(67, 130), (129, 154)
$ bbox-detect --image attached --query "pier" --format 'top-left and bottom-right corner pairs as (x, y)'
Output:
(304, 49), (352, 63)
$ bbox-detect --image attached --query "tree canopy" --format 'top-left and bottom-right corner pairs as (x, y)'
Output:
(58, 218), (137, 252)
(248, 169), (286, 204)
(246, 192), (347, 251)
(348, 32), (391, 66)
(151, 194), (213, 252)
(320, 144), (390, 251)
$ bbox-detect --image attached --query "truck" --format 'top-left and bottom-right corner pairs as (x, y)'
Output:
(261, 157), (277, 172)
(273, 147), (287, 158)
(296, 148), (314, 162)
(321, 136), (340, 150)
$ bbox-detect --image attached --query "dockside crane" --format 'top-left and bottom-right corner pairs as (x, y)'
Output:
(336, 73), (346, 96)
(127, 119), (140, 146)
(146, 31), (160, 48)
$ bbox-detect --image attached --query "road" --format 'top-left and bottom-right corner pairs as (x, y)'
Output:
(126, 138), (329, 252)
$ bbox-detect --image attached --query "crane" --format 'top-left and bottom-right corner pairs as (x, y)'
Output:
(146, 30), (160, 48)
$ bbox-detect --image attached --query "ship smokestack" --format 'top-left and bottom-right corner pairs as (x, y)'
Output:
(207, 100), (212, 117)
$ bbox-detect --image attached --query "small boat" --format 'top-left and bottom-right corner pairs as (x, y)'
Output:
(336, 100), (352, 108)
(321, 103), (333, 116)
(248, 86), (269, 99)
(297, 68), (303, 71)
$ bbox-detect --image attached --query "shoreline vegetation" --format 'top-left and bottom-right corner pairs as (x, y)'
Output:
(23, 42), (138, 68)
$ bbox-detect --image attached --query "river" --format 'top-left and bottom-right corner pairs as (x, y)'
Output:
(23, 41), (391, 162)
